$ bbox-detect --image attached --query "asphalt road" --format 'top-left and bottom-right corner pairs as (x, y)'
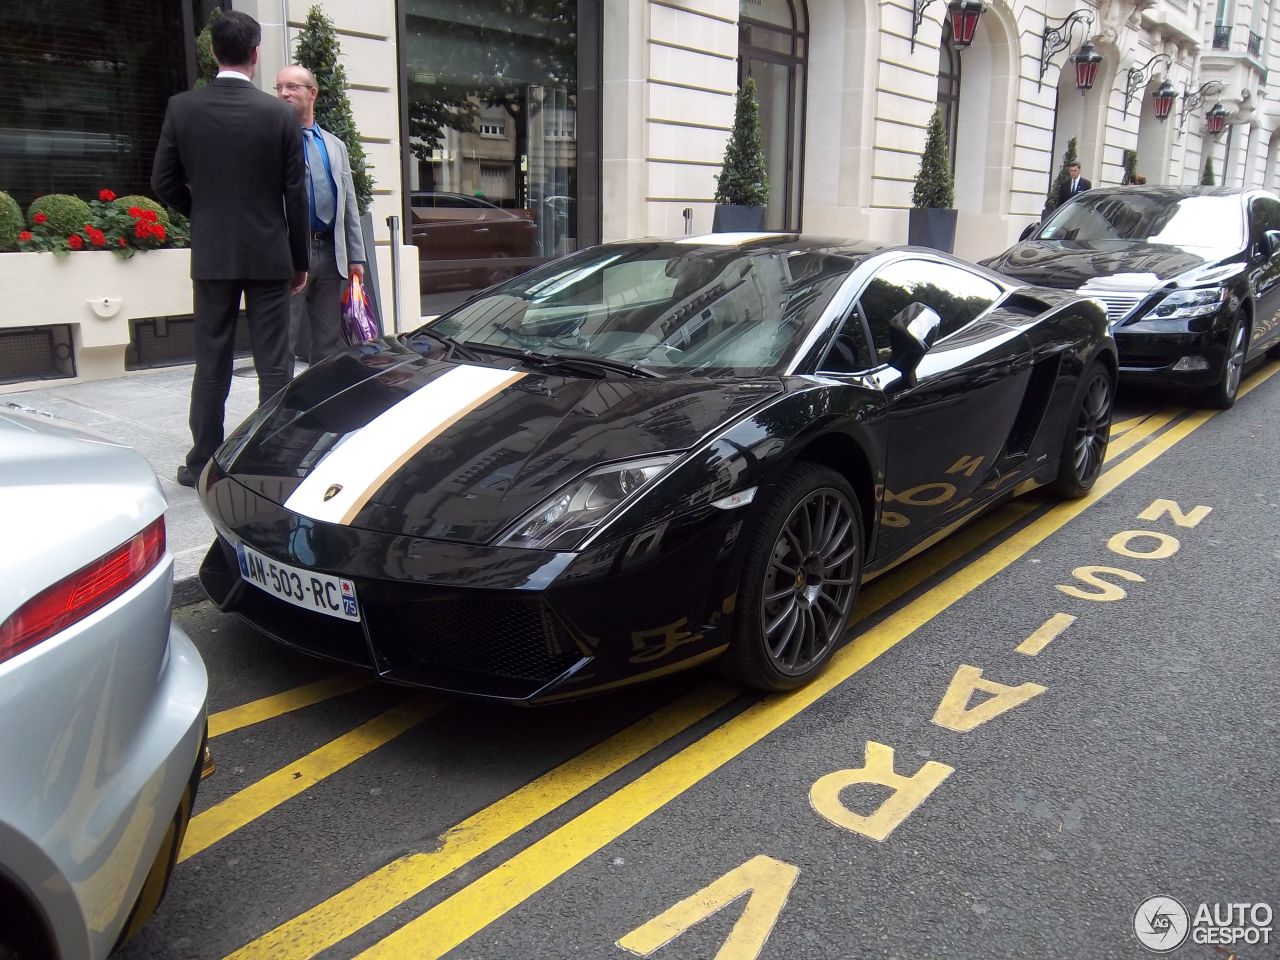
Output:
(120, 364), (1280, 960)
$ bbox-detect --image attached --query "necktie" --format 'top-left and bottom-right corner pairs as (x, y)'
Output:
(305, 129), (335, 225)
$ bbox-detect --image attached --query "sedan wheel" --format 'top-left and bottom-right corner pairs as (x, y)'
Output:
(719, 464), (863, 692)
(1204, 314), (1248, 409)
(1050, 361), (1113, 498)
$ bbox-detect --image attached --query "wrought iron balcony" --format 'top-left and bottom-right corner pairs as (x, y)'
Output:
(1213, 25), (1232, 49)
(1248, 30), (1262, 57)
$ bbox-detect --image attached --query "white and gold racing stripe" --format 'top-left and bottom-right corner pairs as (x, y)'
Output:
(284, 365), (526, 525)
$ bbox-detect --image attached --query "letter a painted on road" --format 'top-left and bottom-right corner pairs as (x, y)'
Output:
(931, 664), (1047, 733)
(616, 855), (800, 960)
(809, 741), (954, 842)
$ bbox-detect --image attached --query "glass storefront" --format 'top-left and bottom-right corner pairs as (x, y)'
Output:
(399, 0), (597, 315)
(0, 1), (191, 208)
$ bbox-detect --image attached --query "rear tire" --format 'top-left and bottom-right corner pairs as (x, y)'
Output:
(1050, 360), (1114, 498)
(1202, 311), (1248, 409)
(717, 464), (863, 692)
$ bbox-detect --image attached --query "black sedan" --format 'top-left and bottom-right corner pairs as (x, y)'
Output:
(983, 186), (1280, 408)
(197, 236), (1115, 703)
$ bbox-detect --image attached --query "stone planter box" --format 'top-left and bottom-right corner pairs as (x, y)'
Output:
(0, 248), (194, 383)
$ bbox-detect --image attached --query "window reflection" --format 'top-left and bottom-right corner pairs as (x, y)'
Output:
(1039, 191), (1246, 251)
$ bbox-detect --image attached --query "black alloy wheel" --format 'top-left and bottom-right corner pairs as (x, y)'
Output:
(1051, 361), (1114, 498)
(718, 463), (863, 692)
(1204, 311), (1249, 409)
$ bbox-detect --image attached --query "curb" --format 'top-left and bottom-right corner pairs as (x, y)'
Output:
(173, 575), (208, 610)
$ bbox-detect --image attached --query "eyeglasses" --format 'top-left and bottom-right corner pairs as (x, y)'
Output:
(274, 82), (315, 92)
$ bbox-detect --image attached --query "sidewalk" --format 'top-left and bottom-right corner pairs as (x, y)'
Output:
(2, 363), (269, 607)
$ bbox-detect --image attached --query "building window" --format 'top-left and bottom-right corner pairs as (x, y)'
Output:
(937, 25), (961, 176)
(738, 0), (808, 231)
(401, 0), (595, 312)
(0, 0), (191, 208)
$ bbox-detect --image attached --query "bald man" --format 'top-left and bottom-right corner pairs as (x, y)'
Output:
(275, 64), (366, 365)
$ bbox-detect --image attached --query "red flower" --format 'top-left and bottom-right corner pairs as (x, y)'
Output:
(67, 234), (85, 250)
(127, 206), (144, 218)
(87, 228), (107, 247)
(152, 224), (167, 241)
(33, 212), (47, 225)
(99, 189), (117, 202)
(19, 231), (32, 242)
(135, 221), (151, 239)
(118, 236), (127, 247)
(141, 209), (159, 223)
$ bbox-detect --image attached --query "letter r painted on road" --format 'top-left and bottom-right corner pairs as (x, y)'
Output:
(809, 741), (954, 842)
(617, 855), (800, 960)
(931, 664), (1047, 732)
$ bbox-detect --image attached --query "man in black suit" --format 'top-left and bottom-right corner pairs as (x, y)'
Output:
(1056, 161), (1092, 207)
(152, 11), (309, 487)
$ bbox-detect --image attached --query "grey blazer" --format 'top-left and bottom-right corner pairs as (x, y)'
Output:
(316, 126), (366, 279)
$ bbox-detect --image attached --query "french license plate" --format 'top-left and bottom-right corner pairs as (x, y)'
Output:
(235, 542), (360, 622)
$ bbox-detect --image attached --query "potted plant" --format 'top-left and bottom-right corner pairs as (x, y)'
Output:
(1201, 155), (1216, 186)
(1122, 149), (1138, 185)
(712, 76), (769, 232)
(1043, 136), (1078, 217)
(908, 108), (957, 252)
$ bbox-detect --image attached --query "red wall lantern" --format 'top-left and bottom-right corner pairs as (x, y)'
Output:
(1071, 40), (1102, 93)
(1152, 79), (1177, 121)
(946, 0), (985, 48)
(1205, 101), (1228, 135)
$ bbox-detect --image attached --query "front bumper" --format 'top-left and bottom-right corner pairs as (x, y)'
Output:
(199, 471), (749, 703)
(1113, 313), (1229, 388)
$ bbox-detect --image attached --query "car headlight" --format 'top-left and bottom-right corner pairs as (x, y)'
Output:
(1146, 288), (1227, 321)
(498, 455), (679, 550)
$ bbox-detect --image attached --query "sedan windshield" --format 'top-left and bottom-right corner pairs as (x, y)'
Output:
(1037, 191), (1245, 252)
(417, 242), (859, 376)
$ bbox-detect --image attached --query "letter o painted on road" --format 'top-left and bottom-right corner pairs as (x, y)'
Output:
(1107, 529), (1180, 560)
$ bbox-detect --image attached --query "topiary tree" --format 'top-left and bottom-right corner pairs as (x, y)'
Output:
(714, 76), (769, 207)
(912, 108), (954, 209)
(1201, 155), (1216, 186)
(195, 6), (222, 88)
(28, 195), (93, 239)
(294, 6), (375, 213)
(0, 191), (23, 251)
(1122, 148), (1138, 185)
(1044, 137), (1079, 215)
(114, 195), (172, 229)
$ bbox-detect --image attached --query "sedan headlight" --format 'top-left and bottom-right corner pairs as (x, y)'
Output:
(499, 455), (679, 550)
(1146, 288), (1227, 321)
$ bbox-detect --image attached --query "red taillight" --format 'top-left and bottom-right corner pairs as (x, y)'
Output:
(0, 516), (167, 665)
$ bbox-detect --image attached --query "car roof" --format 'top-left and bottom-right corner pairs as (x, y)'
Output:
(1067, 185), (1250, 200)
(631, 233), (889, 258)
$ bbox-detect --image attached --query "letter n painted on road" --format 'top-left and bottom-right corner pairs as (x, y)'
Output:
(616, 855), (800, 960)
(931, 664), (1047, 733)
(809, 741), (954, 842)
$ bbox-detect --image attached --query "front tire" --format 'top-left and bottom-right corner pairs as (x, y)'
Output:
(1203, 311), (1248, 409)
(1050, 360), (1114, 498)
(718, 464), (863, 692)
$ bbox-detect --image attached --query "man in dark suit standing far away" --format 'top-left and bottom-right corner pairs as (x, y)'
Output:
(152, 11), (310, 488)
(1055, 161), (1092, 207)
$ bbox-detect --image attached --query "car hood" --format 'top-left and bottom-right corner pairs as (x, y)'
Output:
(217, 341), (782, 544)
(984, 240), (1222, 291)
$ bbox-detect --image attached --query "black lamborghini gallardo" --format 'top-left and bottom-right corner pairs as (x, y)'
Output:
(198, 235), (1115, 703)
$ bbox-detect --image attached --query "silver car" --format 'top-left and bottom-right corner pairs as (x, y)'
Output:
(0, 408), (208, 959)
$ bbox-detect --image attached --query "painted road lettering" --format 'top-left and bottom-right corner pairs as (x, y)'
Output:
(931, 665), (1047, 733)
(809, 741), (954, 842)
(1057, 565), (1147, 602)
(616, 855), (800, 960)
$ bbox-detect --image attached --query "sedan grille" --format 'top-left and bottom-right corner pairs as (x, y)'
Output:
(1082, 290), (1146, 325)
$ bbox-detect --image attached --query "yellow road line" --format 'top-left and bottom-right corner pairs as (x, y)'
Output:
(1104, 409), (1176, 460)
(1109, 413), (1151, 436)
(355, 365), (1278, 960)
(224, 684), (740, 959)
(208, 673), (373, 739)
(182, 697), (438, 864)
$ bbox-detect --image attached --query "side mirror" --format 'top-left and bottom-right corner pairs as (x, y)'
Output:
(888, 302), (942, 376)
(1019, 221), (1041, 242)
(1265, 230), (1280, 258)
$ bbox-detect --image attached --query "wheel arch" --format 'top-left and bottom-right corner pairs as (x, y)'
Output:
(786, 430), (877, 551)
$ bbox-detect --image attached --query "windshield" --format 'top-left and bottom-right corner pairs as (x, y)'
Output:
(1037, 191), (1245, 252)
(416, 242), (858, 376)
(1034, 189), (1244, 252)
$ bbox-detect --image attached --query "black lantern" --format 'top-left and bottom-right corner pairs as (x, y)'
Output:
(1152, 79), (1177, 121)
(947, 0), (985, 48)
(1071, 40), (1103, 93)
(1206, 101), (1228, 135)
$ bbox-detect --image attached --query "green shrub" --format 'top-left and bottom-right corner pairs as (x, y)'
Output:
(912, 108), (954, 209)
(115, 195), (172, 228)
(28, 194), (93, 239)
(1044, 137), (1079, 216)
(1201, 155), (1216, 186)
(714, 76), (768, 207)
(0, 191), (23, 251)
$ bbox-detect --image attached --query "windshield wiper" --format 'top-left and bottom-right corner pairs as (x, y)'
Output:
(462, 342), (661, 379)
(403, 328), (485, 362)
